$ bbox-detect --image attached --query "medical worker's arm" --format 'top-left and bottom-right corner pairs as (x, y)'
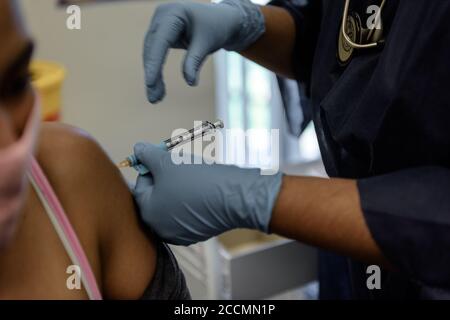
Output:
(273, 168), (450, 286)
(133, 143), (391, 268)
(240, 6), (296, 79)
(270, 176), (392, 268)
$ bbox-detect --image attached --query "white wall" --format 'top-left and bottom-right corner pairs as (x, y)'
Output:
(20, 0), (216, 181)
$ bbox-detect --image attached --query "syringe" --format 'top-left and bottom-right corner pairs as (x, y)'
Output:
(118, 120), (224, 172)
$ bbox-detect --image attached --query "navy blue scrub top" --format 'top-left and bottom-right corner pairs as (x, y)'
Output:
(270, 0), (450, 299)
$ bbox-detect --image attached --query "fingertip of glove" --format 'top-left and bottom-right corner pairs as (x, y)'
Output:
(183, 71), (198, 87)
(146, 86), (164, 104)
(146, 78), (166, 103)
(183, 61), (200, 87)
(134, 142), (148, 158)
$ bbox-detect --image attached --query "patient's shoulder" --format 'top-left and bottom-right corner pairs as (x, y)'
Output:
(36, 122), (157, 299)
(36, 122), (132, 220)
(37, 122), (109, 184)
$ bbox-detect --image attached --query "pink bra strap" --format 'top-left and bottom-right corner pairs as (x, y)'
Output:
(28, 157), (102, 300)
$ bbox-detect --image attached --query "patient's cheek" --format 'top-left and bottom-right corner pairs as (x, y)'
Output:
(12, 89), (34, 137)
(0, 88), (33, 144)
(0, 109), (15, 149)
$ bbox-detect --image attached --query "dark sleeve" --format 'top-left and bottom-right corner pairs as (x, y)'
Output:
(358, 167), (450, 289)
(268, 0), (322, 86)
(134, 196), (191, 300)
(140, 241), (191, 300)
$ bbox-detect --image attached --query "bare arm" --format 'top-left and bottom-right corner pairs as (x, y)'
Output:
(38, 123), (157, 299)
(240, 5), (297, 79)
(270, 176), (393, 268)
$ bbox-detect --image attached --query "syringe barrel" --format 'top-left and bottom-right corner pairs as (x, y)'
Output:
(163, 120), (224, 150)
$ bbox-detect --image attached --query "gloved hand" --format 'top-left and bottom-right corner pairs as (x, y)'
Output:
(144, 0), (266, 103)
(133, 143), (283, 246)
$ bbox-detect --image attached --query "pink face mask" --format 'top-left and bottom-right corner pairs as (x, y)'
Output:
(0, 90), (40, 249)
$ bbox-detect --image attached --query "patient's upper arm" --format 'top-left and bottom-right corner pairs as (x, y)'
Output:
(36, 123), (157, 299)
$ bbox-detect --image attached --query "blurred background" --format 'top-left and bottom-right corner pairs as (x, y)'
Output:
(20, 0), (325, 299)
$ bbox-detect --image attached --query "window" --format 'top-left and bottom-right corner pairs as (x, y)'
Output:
(214, 50), (321, 170)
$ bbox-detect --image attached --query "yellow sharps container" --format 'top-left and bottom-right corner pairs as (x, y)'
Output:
(30, 60), (66, 121)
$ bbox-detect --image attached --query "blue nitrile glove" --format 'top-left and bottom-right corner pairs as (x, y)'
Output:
(133, 143), (283, 246)
(144, 0), (266, 103)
